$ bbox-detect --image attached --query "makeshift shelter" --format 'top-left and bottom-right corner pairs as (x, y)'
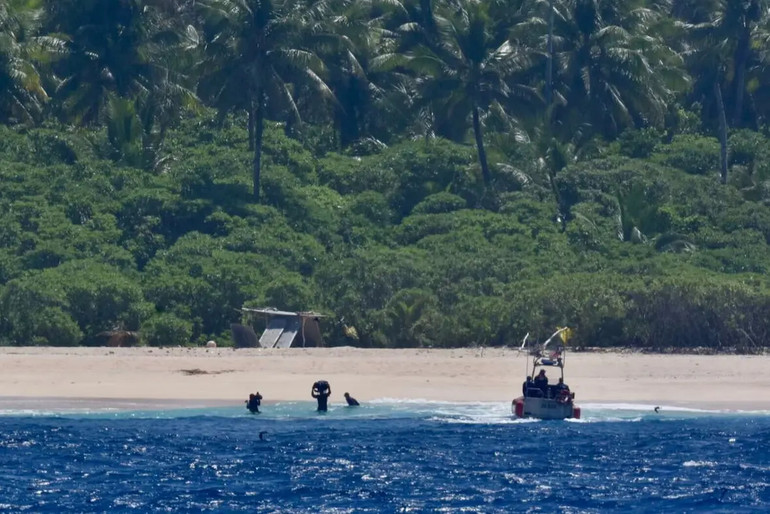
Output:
(232, 308), (325, 348)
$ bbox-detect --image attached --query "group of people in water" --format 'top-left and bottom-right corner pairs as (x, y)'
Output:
(246, 380), (360, 413)
(522, 369), (572, 403)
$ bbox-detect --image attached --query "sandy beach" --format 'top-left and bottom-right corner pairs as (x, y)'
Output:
(1, 346), (768, 411)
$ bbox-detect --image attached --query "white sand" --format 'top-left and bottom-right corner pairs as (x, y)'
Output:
(0, 347), (767, 410)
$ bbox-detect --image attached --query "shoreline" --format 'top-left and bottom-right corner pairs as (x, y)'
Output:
(1, 397), (768, 414)
(2, 346), (770, 411)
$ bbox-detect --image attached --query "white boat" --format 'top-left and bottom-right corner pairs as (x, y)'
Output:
(512, 328), (581, 420)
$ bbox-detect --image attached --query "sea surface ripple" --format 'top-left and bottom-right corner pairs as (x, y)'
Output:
(0, 402), (768, 512)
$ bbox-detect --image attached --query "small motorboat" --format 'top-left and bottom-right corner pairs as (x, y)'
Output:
(512, 328), (581, 420)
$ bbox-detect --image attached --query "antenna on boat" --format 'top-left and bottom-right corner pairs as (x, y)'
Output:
(543, 327), (568, 350)
(519, 332), (529, 350)
(520, 332), (530, 376)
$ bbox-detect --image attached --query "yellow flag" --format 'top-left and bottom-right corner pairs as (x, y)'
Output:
(559, 327), (572, 344)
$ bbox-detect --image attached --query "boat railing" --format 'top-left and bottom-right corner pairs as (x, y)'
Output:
(525, 388), (544, 398)
(524, 385), (573, 401)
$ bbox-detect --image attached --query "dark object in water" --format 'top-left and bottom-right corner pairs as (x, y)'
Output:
(246, 392), (263, 413)
(654, 406), (660, 413)
(259, 431), (268, 441)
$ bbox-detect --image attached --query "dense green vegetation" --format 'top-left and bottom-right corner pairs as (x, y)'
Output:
(1, 0), (770, 351)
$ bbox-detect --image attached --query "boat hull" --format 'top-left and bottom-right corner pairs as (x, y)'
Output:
(512, 396), (580, 420)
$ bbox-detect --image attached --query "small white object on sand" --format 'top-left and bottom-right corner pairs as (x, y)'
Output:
(206, 340), (217, 348)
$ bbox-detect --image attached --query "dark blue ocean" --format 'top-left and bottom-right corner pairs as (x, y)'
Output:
(1, 401), (768, 513)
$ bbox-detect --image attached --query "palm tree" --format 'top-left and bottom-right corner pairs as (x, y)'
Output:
(750, 27), (770, 126)
(549, 0), (686, 140)
(0, 0), (59, 124)
(195, 0), (335, 201)
(305, 0), (433, 150)
(376, 0), (539, 185)
(43, 0), (153, 125)
(672, 0), (769, 128)
(43, 0), (197, 168)
(545, 0), (556, 108)
(133, 0), (200, 170)
(671, 1), (770, 183)
(726, 1), (768, 127)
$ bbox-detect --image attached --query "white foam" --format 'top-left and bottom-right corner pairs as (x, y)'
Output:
(579, 402), (770, 415)
(683, 460), (717, 468)
(429, 416), (538, 425)
(579, 402), (718, 413)
(369, 398), (495, 406)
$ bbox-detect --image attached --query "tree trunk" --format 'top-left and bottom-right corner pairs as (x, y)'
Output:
(714, 81), (728, 185)
(420, 0), (435, 37)
(248, 100), (255, 151)
(339, 77), (360, 148)
(253, 92), (265, 201)
(546, 0), (555, 108)
(472, 105), (491, 184)
(732, 27), (751, 127)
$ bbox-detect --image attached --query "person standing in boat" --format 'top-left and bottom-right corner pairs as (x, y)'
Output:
(534, 369), (549, 396)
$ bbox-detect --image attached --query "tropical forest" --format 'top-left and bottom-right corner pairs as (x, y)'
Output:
(1, 0), (770, 352)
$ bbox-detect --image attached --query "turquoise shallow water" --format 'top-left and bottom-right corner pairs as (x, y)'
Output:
(0, 402), (768, 512)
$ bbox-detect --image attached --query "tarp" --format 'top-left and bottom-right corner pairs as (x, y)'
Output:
(231, 323), (259, 348)
(274, 317), (301, 348)
(259, 317), (286, 348)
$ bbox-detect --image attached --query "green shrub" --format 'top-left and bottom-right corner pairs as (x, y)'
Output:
(653, 135), (720, 175)
(141, 313), (193, 347)
(396, 213), (458, 245)
(617, 128), (663, 159)
(729, 129), (767, 168)
(31, 308), (84, 346)
(263, 273), (317, 313)
(0, 261), (149, 345)
(378, 139), (476, 217)
(348, 191), (394, 226)
(412, 193), (467, 214)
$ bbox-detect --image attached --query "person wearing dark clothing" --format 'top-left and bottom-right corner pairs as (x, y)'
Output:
(522, 376), (534, 397)
(533, 370), (549, 396)
(246, 392), (263, 413)
(344, 392), (360, 406)
(555, 377), (571, 403)
(312, 380), (331, 411)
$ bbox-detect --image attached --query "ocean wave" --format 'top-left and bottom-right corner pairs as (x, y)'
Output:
(579, 402), (770, 416)
(1, 399), (769, 422)
(430, 416), (540, 425)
